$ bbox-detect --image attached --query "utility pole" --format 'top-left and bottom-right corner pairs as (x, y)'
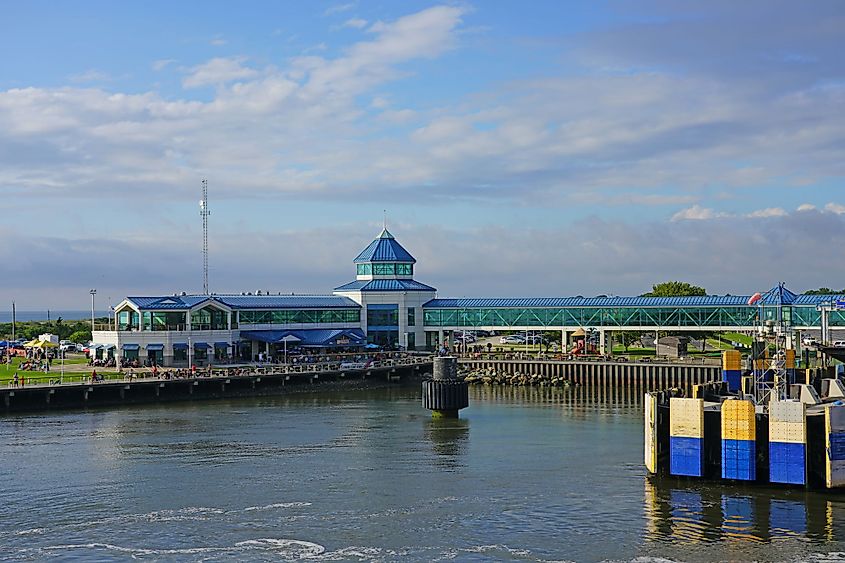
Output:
(90, 289), (97, 333)
(200, 179), (210, 295)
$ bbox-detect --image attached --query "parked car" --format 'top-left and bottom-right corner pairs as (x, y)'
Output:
(834, 341), (845, 348)
(59, 343), (77, 353)
(803, 337), (819, 346)
(500, 335), (525, 344)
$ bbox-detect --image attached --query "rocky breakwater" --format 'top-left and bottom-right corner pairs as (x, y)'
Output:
(459, 367), (573, 388)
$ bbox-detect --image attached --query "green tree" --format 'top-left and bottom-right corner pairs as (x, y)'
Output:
(641, 281), (706, 297)
(68, 329), (92, 344)
(617, 331), (640, 352)
(804, 288), (845, 295)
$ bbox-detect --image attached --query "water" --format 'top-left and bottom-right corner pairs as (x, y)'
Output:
(1, 385), (845, 562)
(0, 310), (109, 323)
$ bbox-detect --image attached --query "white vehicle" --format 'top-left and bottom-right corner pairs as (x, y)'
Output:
(59, 343), (77, 353)
(802, 337), (819, 346)
(833, 341), (845, 348)
(500, 335), (525, 344)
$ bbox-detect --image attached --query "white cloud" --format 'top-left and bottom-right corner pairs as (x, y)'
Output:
(671, 205), (728, 221)
(746, 207), (787, 218)
(342, 17), (368, 29)
(152, 59), (176, 71)
(210, 37), (228, 46)
(825, 202), (845, 214)
(182, 57), (258, 88)
(324, 3), (355, 16)
(797, 203), (817, 212)
(69, 69), (111, 82)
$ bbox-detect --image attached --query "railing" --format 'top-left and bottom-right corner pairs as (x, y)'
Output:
(2, 354), (434, 389)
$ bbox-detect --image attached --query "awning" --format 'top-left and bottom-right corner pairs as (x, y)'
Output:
(122, 343), (140, 351)
(102, 344), (116, 350)
(172, 343), (188, 350)
(193, 342), (212, 349)
(240, 329), (366, 347)
(146, 344), (164, 351)
(214, 342), (230, 348)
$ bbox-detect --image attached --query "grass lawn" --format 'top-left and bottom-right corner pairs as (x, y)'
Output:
(0, 356), (123, 385)
(722, 332), (753, 346)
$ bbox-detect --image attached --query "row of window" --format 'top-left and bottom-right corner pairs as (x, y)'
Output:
(239, 309), (361, 325)
(356, 263), (413, 276)
(422, 306), (845, 328)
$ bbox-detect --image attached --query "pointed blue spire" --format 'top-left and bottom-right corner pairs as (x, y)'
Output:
(353, 229), (415, 263)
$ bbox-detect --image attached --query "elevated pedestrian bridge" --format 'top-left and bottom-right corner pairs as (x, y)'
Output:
(422, 286), (845, 335)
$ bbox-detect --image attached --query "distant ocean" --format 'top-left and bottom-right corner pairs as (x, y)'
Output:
(0, 310), (110, 323)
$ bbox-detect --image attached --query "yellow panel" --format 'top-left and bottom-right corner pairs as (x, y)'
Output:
(785, 350), (796, 369)
(645, 393), (658, 474)
(670, 398), (704, 438)
(722, 399), (756, 441)
(722, 350), (742, 370)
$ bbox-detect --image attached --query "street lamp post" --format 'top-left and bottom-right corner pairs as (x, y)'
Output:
(90, 289), (97, 333)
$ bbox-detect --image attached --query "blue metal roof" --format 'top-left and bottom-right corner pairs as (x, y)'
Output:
(761, 284), (799, 306)
(334, 279), (436, 292)
(240, 329), (366, 347)
(425, 295), (757, 308)
(127, 294), (359, 310)
(216, 295), (359, 309)
(793, 293), (845, 305)
(127, 295), (213, 310)
(353, 229), (416, 263)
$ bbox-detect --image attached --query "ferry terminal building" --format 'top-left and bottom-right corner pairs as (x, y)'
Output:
(93, 229), (845, 366)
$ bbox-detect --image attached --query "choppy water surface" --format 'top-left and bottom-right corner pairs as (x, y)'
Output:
(2, 385), (845, 562)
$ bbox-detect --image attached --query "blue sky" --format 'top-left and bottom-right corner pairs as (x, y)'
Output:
(1, 1), (844, 308)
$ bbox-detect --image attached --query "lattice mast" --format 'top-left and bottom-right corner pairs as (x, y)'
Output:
(200, 179), (210, 295)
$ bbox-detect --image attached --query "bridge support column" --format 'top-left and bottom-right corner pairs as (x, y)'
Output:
(599, 330), (607, 355)
(438, 330), (444, 351)
(561, 330), (569, 353)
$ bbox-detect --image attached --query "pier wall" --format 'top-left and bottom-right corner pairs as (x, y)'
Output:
(0, 363), (430, 414)
(459, 359), (720, 395)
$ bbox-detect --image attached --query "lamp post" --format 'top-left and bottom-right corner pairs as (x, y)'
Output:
(90, 289), (97, 333)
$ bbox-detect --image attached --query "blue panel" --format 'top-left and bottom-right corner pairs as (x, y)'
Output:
(722, 370), (742, 392)
(146, 344), (164, 351)
(769, 442), (806, 485)
(240, 329), (366, 346)
(353, 229), (416, 263)
(367, 304), (399, 310)
(121, 343), (140, 351)
(670, 436), (703, 477)
(829, 433), (845, 461)
(335, 279), (436, 292)
(770, 500), (806, 535)
(722, 439), (756, 481)
(172, 343), (188, 350)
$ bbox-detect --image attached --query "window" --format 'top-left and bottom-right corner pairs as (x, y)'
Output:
(373, 263), (393, 275)
(357, 264), (372, 275)
(194, 345), (208, 360)
(396, 263), (413, 276)
(191, 307), (228, 330)
(142, 311), (186, 331)
(117, 310), (139, 331)
(173, 348), (188, 362)
(239, 309), (360, 325)
(408, 307), (415, 327)
(367, 305), (399, 327)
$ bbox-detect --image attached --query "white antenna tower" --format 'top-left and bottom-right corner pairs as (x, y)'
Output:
(200, 179), (210, 295)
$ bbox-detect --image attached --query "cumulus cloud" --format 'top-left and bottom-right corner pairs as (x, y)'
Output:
(324, 3), (355, 16)
(4, 208), (845, 308)
(825, 202), (845, 214)
(0, 3), (842, 210)
(747, 207), (787, 218)
(797, 203), (817, 212)
(342, 17), (368, 29)
(182, 57), (258, 88)
(152, 59), (176, 71)
(671, 205), (727, 221)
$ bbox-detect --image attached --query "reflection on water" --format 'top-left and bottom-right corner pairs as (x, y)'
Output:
(645, 477), (839, 546)
(424, 417), (469, 469)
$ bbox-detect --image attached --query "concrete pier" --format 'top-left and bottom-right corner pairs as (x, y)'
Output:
(0, 359), (431, 414)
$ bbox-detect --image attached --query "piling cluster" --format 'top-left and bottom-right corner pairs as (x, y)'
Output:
(459, 367), (573, 387)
